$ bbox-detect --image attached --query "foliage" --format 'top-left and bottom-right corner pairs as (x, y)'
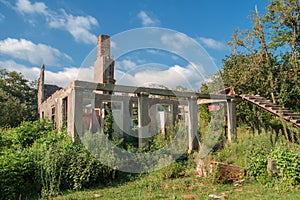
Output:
(153, 158), (193, 179)
(80, 120), (189, 176)
(264, 0), (300, 76)
(1, 122), (298, 199)
(81, 131), (118, 177)
(55, 149), (300, 200)
(270, 146), (300, 186)
(0, 69), (38, 128)
(220, 0), (300, 129)
(103, 103), (113, 140)
(204, 126), (300, 189)
(149, 121), (187, 151)
(0, 149), (38, 200)
(0, 119), (53, 150)
(0, 120), (117, 199)
(246, 144), (272, 185)
(246, 134), (300, 188)
(36, 132), (114, 198)
(14, 120), (53, 148)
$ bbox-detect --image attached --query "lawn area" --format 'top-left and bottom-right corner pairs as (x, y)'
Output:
(2, 120), (299, 199)
(55, 171), (300, 200)
(56, 128), (300, 200)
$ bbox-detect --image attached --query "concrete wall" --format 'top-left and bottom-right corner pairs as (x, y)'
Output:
(39, 81), (75, 138)
(38, 80), (236, 150)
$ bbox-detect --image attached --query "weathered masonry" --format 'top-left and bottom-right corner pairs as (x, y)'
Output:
(38, 34), (237, 151)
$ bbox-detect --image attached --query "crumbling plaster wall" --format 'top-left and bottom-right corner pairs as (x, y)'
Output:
(39, 81), (75, 138)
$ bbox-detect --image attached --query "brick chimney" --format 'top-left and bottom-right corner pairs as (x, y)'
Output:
(97, 35), (110, 57)
(94, 35), (115, 84)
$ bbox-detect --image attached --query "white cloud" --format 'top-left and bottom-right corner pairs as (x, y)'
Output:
(160, 33), (219, 77)
(115, 63), (205, 90)
(161, 32), (194, 51)
(48, 10), (98, 44)
(0, 59), (205, 90)
(0, 38), (72, 66)
(0, 60), (40, 81)
(198, 37), (225, 50)
(45, 66), (93, 86)
(8, 0), (98, 44)
(110, 41), (117, 49)
(0, 60), (93, 87)
(115, 59), (137, 71)
(15, 0), (48, 15)
(137, 11), (160, 26)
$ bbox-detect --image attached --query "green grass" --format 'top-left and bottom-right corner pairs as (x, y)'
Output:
(55, 171), (300, 200)
(55, 128), (300, 200)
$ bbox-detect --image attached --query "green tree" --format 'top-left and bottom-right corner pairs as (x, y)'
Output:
(0, 69), (37, 127)
(264, 0), (300, 76)
(264, 0), (300, 109)
(215, 0), (300, 131)
(223, 0), (299, 112)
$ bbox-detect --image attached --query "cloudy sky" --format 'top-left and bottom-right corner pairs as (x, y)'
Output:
(0, 0), (269, 90)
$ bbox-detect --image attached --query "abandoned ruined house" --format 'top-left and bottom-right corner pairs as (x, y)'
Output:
(38, 35), (116, 139)
(37, 34), (236, 150)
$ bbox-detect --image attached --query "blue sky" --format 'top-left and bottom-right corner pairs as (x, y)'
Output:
(0, 0), (269, 89)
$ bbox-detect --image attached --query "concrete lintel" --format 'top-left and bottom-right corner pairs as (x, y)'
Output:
(92, 93), (190, 107)
(73, 80), (235, 100)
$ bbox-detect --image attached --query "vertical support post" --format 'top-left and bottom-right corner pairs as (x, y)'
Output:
(73, 86), (83, 142)
(226, 99), (236, 142)
(232, 100), (236, 138)
(138, 92), (150, 149)
(188, 96), (198, 152)
(149, 103), (158, 137)
(67, 93), (72, 136)
(122, 97), (131, 137)
(57, 97), (63, 129)
(92, 94), (103, 133)
(223, 102), (227, 137)
(172, 102), (178, 125)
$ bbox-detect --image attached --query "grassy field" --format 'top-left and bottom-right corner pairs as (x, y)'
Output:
(55, 171), (300, 200)
(2, 120), (299, 199)
(55, 128), (300, 200)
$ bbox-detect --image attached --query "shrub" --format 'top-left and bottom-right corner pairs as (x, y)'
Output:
(0, 119), (54, 150)
(247, 143), (300, 187)
(14, 119), (54, 148)
(0, 120), (117, 199)
(0, 148), (38, 200)
(35, 130), (116, 198)
(270, 146), (300, 186)
(247, 150), (270, 184)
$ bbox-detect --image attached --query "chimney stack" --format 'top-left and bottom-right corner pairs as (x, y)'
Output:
(94, 34), (115, 84)
(97, 35), (110, 57)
